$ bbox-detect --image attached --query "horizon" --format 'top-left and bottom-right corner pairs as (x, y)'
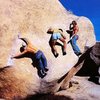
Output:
(60, 0), (100, 41)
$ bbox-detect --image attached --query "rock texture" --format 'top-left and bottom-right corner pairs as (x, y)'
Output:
(76, 42), (100, 87)
(56, 76), (100, 100)
(90, 42), (100, 66)
(0, 0), (96, 99)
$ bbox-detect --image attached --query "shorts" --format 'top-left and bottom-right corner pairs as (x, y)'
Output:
(51, 33), (62, 40)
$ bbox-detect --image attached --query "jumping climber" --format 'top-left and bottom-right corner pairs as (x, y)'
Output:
(66, 20), (82, 56)
(47, 28), (67, 57)
(11, 37), (48, 78)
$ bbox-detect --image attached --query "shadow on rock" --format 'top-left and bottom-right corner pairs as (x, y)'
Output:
(76, 42), (100, 84)
(0, 66), (12, 72)
(25, 94), (73, 100)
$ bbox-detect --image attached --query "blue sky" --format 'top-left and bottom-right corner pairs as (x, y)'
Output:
(60, 0), (100, 41)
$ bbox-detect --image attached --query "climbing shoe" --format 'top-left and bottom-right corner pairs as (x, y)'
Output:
(44, 68), (49, 72)
(77, 52), (82, 56)
(63, 52), (66, 55)
(54, 53), (59, 58)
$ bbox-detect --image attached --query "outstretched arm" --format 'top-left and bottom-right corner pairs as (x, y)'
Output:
(11, 50), (27, 59)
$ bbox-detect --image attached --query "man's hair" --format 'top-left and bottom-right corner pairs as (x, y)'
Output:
(47, 28), (53, 34)
(72, 20), (77, 25)
(59, 28), (63, 32)
(20, 46), (25, 52)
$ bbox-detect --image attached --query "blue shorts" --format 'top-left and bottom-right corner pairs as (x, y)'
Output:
(51, 33), (61, 40)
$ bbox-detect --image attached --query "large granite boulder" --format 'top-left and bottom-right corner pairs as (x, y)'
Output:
(0, 0), (96, 99)
(76, 42), (100, 84)
(90, 42), (100, 66)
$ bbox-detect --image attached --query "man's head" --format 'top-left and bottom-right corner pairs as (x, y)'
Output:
(72, 20), (77, 25)
(47, 28), (54, 34)
(20, 45), (26, 52)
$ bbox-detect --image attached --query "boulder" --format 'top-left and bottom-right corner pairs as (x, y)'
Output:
(0, 0), (96, 99)
(76, 42), (100, 85)
(90, 42), (100, 66)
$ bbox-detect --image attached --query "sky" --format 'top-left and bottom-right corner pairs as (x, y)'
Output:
(60, 0), (100, 41)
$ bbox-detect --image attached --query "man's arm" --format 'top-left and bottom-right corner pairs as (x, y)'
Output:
(60, 31), (66, 39)
(11, 50), (27, 59)
(67, 34), (76, 44)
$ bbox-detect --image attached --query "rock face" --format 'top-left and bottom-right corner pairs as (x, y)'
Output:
(90, 42), (100, 66)
(0, 0), (96, 99)
(76, 42), (100, 85)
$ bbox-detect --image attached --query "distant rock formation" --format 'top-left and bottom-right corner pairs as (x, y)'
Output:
(0, 0), (96, 99)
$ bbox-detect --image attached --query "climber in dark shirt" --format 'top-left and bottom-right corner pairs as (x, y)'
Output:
(66, 20), (82, 56)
